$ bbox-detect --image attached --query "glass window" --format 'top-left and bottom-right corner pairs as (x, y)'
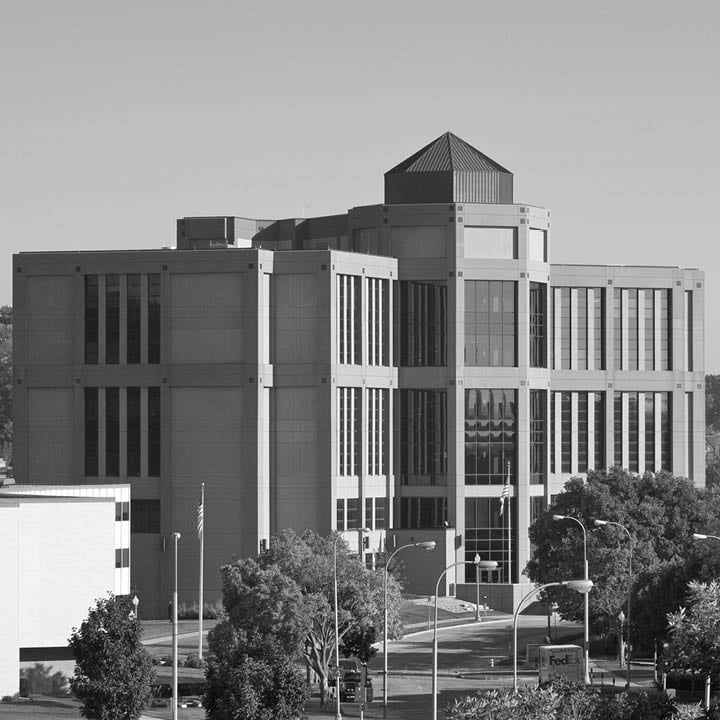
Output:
(127, 274), (141, 364)
(399, 281), (447, 366)
(529, 283), (547, 368)
(465, 389), (516, 485)
(148, 274), (161, 364)
(400, 390), (447, 484)
(84, 387), (99, 476)
(127, 387), (141, 477)
(367, 278), (388, 367)
(106, 275), (120, 364)
(464, 497), (515, 583)
(105, 387), (120, 477)
(685, 291), (693, 371)
(336, 499), (345, 531)
(399, 497), (447, 529)
(465, 280), (516, 367)
(464, 227), (517, 259)
(115, 548), (130, 569)
(115, 501), (129, 522)
(338, 387), (361, 477)
(529, 390), (546, 484)
(84, 275), (99, 364)
(337, 274), (362, 365)
(375, 497), (386, 530)
(148, 386), (161, 477)
(346, 498), (359, 529)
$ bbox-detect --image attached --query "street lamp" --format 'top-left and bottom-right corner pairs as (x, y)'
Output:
(333, 528), (370, 720)
(617, 610), (626, 668)
(171, 532), (181, 720)
(513, 579), (594, 692)
(552, 514), (591, 684)
(693, 533), (720, 542)
(432, 559), (497, 720)
(473, 558), (498, 622)
(382, 539), (436, 717)
(594, 518), (633, 690)
(130, 593), (139, 620)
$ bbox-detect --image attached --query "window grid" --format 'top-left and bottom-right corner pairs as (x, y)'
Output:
(464, 281), (516, 367)
(399, 497), (447, 528)
(614, 391), (671, 472)
(338, 274), (361, 365)
(400, 389), (447, 484)
(614, 288), (671, 370)
(465, 497), (516, 583)
(367, 278), (388, 366)
(551, 391), (605, 474)
(338, 387), (360, 477)
(127, 274), (141, 364)
(553, 287), (604, 370)
(465, 389), (516, 486)
(367, 388), (387, 476)
(529, 390), (546, 484)
(529, 283), (547, 368)
(399, 281), (447, 366)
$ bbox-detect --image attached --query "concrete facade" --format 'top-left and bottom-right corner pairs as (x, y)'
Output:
(0, 492), (116, 697)
(12, 133), (705, 616)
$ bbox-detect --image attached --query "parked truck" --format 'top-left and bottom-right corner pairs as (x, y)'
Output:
(537, 644), (584, 684)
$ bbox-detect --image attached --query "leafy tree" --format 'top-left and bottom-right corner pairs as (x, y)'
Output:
(68, 594), (155, 720)
(526, 469), (720, 650)
(664, 581), (720, 685)
(213, 529), (402, 708)
(706, 374), (720, 430)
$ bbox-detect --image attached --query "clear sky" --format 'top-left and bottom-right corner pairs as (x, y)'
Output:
(1, 1), (718, 368)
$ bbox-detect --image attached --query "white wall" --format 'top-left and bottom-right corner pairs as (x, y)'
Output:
(0, 503), (20, 697)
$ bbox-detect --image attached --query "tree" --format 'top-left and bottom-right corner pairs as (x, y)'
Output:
(706, 374), (720, 430)
(664, 580), (720, 684)
(212, 529), (402, 709)
(68, 594), (155, 720)
(526, 469), (720, 650)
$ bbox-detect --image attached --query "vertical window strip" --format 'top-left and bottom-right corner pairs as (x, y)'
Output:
(529, 283), (547, 368)
(336, 499), (345, 531)
(645, 393), (655, 471)
(400, 389), (447, 483)
(529, 390), (546, 484)
(685, 291), (693, 371)
(85, 275), (99, 364)
(127, 387), (141, 477)
(85, 387), (99, 476)
(660, 392), (671, 470)
(105, 387), (120, 477)
(105, 275), (120, 364)
(148, 386), (161, 477)
(593, 392), (605, 469)
(127, 275), (141, 364)
(148, 274), (161, 364)
(560, 392), (571, 472)
(686, 392), (694, 477)
(577, 392), (588, 471)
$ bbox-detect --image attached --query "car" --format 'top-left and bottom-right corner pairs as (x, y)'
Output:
(339, 670), (373, 703)
(329, 658), (360, 683)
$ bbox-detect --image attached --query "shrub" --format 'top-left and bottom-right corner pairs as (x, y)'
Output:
(183, 653), (207, 669)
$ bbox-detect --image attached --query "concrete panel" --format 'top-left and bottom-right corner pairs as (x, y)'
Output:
(170, 273), (244, 363)
(27, 388), (74, 483)
(272, 274), (318, 364)
(18, 499), (115, 648)
(0, 503), (20, 697)
(25, 276), (74, 365)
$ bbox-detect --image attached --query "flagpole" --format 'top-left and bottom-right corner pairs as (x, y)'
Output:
(198, 482), (204, 659)
(507, 462), (512, 585)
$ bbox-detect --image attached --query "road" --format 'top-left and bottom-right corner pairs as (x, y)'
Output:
(305, 615), (585, 719)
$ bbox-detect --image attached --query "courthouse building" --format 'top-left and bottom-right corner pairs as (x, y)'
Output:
(12, 133), (705, 616)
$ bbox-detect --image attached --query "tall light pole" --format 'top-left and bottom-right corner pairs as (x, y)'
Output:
(432, 559), (497, 720)
(594, 519), (633, 690)
(513, 579), (594, 691)
(333, 528), (369, 720)
(552, 515), (591, 684)
(171, 532), (181, 720)
(383, 539), (436, 718)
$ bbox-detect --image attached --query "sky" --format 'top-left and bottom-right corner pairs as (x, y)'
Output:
(1, 0), (719, 368)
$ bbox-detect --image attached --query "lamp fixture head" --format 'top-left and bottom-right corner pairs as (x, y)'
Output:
(594, 519), (608, 527)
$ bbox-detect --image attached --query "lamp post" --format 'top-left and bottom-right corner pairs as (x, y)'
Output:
(382, 539), (436, 718)
(617, 610), (626, 667)
(171, 532), (181, 720)
(432, 559), (497, 720)
(594, 519), (633, 689)
(513, 579), (594, 691)
(131, 593), (139, 620)
(553, 515), (591, 684)
(333, 528), (369, 720)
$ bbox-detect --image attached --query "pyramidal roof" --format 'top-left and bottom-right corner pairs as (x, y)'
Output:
(387, 132), (510, 175)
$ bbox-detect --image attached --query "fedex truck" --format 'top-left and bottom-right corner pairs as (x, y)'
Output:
(537, 645), (584, 684)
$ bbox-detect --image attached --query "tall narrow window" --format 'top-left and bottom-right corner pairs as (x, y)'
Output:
(148, 386), (161, 476)
(338, 387), (360, 476)
(105, 387), (120, 476)
(560, 392), (571, 473)
(614, 288), (671, 370)
(346, 498), (359, 529)
(400, 390), (447, 484)
(465, 497), (516, 583)
(106, 275), (120, 364)
(85, 275), (99, 364)
(529, 283), (547, 368)
(615, 391), (671, 472)
(465, 389), (516, 485)
(127, 387), (141, 477)
(127, 274), (141, 364)
(375, 497), (386, 530)
(399, 281), (447, 366)
(685, 291), (693, 371)
(686, 393), (694, 477)
(529, 390), (546, 484)
(367, 278), (388, 366)
(84, 387), (99, 476)
(148, 274), (161, 364)
(367, 388), (387, 476)
(337, 274), (361, 365)
(465, 281), (516, 367)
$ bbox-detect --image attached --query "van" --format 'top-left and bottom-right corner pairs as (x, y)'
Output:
(537, 644), (584, 684)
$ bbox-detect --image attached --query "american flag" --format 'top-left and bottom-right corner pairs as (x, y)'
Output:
(499, 483), (510, 516)
(197, 494), (204, 541)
